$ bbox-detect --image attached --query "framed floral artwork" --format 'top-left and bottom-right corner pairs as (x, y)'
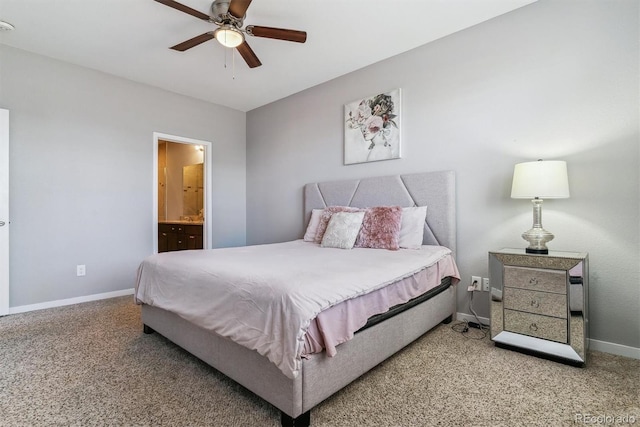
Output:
(344, 88), (401, 165)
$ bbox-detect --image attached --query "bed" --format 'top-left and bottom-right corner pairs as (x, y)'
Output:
(136, 171), (458, 426)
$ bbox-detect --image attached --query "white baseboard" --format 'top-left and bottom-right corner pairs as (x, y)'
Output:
(8, 288), (135, 315)
(457, 311), (640, 360)
(456, 311), (490, 326)
(589, 338), (640, 360)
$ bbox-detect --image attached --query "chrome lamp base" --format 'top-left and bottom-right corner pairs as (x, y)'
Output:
(522, 198), (554, 255)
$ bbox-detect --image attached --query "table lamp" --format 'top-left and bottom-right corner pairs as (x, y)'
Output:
(511, 159), (570, 254)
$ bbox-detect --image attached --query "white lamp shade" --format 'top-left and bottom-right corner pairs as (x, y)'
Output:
(511, 160), (570, 199)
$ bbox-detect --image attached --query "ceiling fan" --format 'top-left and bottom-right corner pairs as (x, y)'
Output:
(154, 0), (307, 68)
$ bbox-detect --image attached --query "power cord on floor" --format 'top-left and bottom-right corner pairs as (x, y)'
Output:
(451, 281), (488, 339)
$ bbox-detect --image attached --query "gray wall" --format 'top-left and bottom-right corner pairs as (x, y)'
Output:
(0, 45), (247, 307)
(247, 0), (639, 349)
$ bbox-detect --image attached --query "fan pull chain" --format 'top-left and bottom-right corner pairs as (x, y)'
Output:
(223, 46), (228, 69)
(222, 48), (235, 79)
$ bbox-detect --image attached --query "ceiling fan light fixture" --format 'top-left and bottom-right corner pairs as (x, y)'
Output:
(214, 26), (244, 48)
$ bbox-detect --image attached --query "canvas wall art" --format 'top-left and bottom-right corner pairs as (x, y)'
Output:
(344, 88), (401, 165)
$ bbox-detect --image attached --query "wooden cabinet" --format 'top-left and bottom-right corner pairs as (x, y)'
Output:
(489, 248), (589, 365)
(158, 223), (203, 253)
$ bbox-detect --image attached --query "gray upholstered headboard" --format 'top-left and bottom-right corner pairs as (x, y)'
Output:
(303, 171), (456, 254)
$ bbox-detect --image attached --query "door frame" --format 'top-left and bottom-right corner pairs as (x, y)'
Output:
(152, 132), (212, 253)
(0, 109), (9, 315)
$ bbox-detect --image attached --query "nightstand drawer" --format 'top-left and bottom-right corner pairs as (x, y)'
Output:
(504, 266), (566, 294)
(503, 287), (567, 319)
(504, 309), (567, 343)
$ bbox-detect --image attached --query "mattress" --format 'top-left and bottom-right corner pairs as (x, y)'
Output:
(359, 277), (452, 332)
(135, 240), (459, 378)
(303, 258), (458, 357)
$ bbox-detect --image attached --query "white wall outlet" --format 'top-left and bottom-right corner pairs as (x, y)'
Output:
(482, 277), (490, 292)
(76, 264), (86, 277)
(471, 276), (481, 291)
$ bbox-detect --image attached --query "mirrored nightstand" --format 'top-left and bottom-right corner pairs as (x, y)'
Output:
(489, 248), (589, 366)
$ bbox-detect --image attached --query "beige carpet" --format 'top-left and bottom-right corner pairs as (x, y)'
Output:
(0, 296), (638, 426)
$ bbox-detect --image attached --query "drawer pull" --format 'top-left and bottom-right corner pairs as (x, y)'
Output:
(189, 235), (195, 239)
(529, 277), (538, 285)
(161, 233), (167, 236)
(529, 323), (539, 331)
(530, 299), (540, 308)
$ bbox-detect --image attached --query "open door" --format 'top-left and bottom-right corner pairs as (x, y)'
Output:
(0, 109), (9, 315)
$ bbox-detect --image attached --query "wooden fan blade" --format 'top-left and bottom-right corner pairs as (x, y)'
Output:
(228, 0), (253, 19)
(170, 32), (215, 51)
(154, 0), (210, 21)
(247, 25), (307, 43)
(236, 41), (262, 68)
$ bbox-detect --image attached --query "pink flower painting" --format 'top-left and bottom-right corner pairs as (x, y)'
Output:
(344, 89), (401, 164)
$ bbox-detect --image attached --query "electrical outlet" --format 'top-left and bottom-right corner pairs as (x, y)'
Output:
(482, 277), (490, 292)
(471, 275), (481, 291)
(76, 264), (86, 277)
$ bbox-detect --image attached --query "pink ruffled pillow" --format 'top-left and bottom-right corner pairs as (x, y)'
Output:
(314, 206), (362, 244)
(354, 206), (403, 250)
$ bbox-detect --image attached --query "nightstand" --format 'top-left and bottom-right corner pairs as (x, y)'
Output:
(489, 248), (589, 365)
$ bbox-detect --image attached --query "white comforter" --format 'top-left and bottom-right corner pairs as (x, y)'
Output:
(135, 240), (455, 379)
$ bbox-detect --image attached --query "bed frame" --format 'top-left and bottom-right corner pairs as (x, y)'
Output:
(141, 171), (457, 426)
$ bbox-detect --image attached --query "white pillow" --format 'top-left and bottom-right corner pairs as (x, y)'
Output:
(303, 209), (324, 242)
(321, 211), (366, 249)
(399, 206), (427, 249)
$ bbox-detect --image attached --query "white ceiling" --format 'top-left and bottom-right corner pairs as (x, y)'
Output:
(0, 0), (536, 112)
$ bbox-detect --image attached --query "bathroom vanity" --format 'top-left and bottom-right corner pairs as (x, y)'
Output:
(158, 221), (203, 253)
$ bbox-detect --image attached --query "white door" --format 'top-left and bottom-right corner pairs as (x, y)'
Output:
(0, 109), (9, 315)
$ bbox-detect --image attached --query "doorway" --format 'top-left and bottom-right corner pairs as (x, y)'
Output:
(153, 132), (212, 253)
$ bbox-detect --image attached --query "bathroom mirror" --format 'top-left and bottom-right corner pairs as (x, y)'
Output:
(183, 163), (203, 219)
